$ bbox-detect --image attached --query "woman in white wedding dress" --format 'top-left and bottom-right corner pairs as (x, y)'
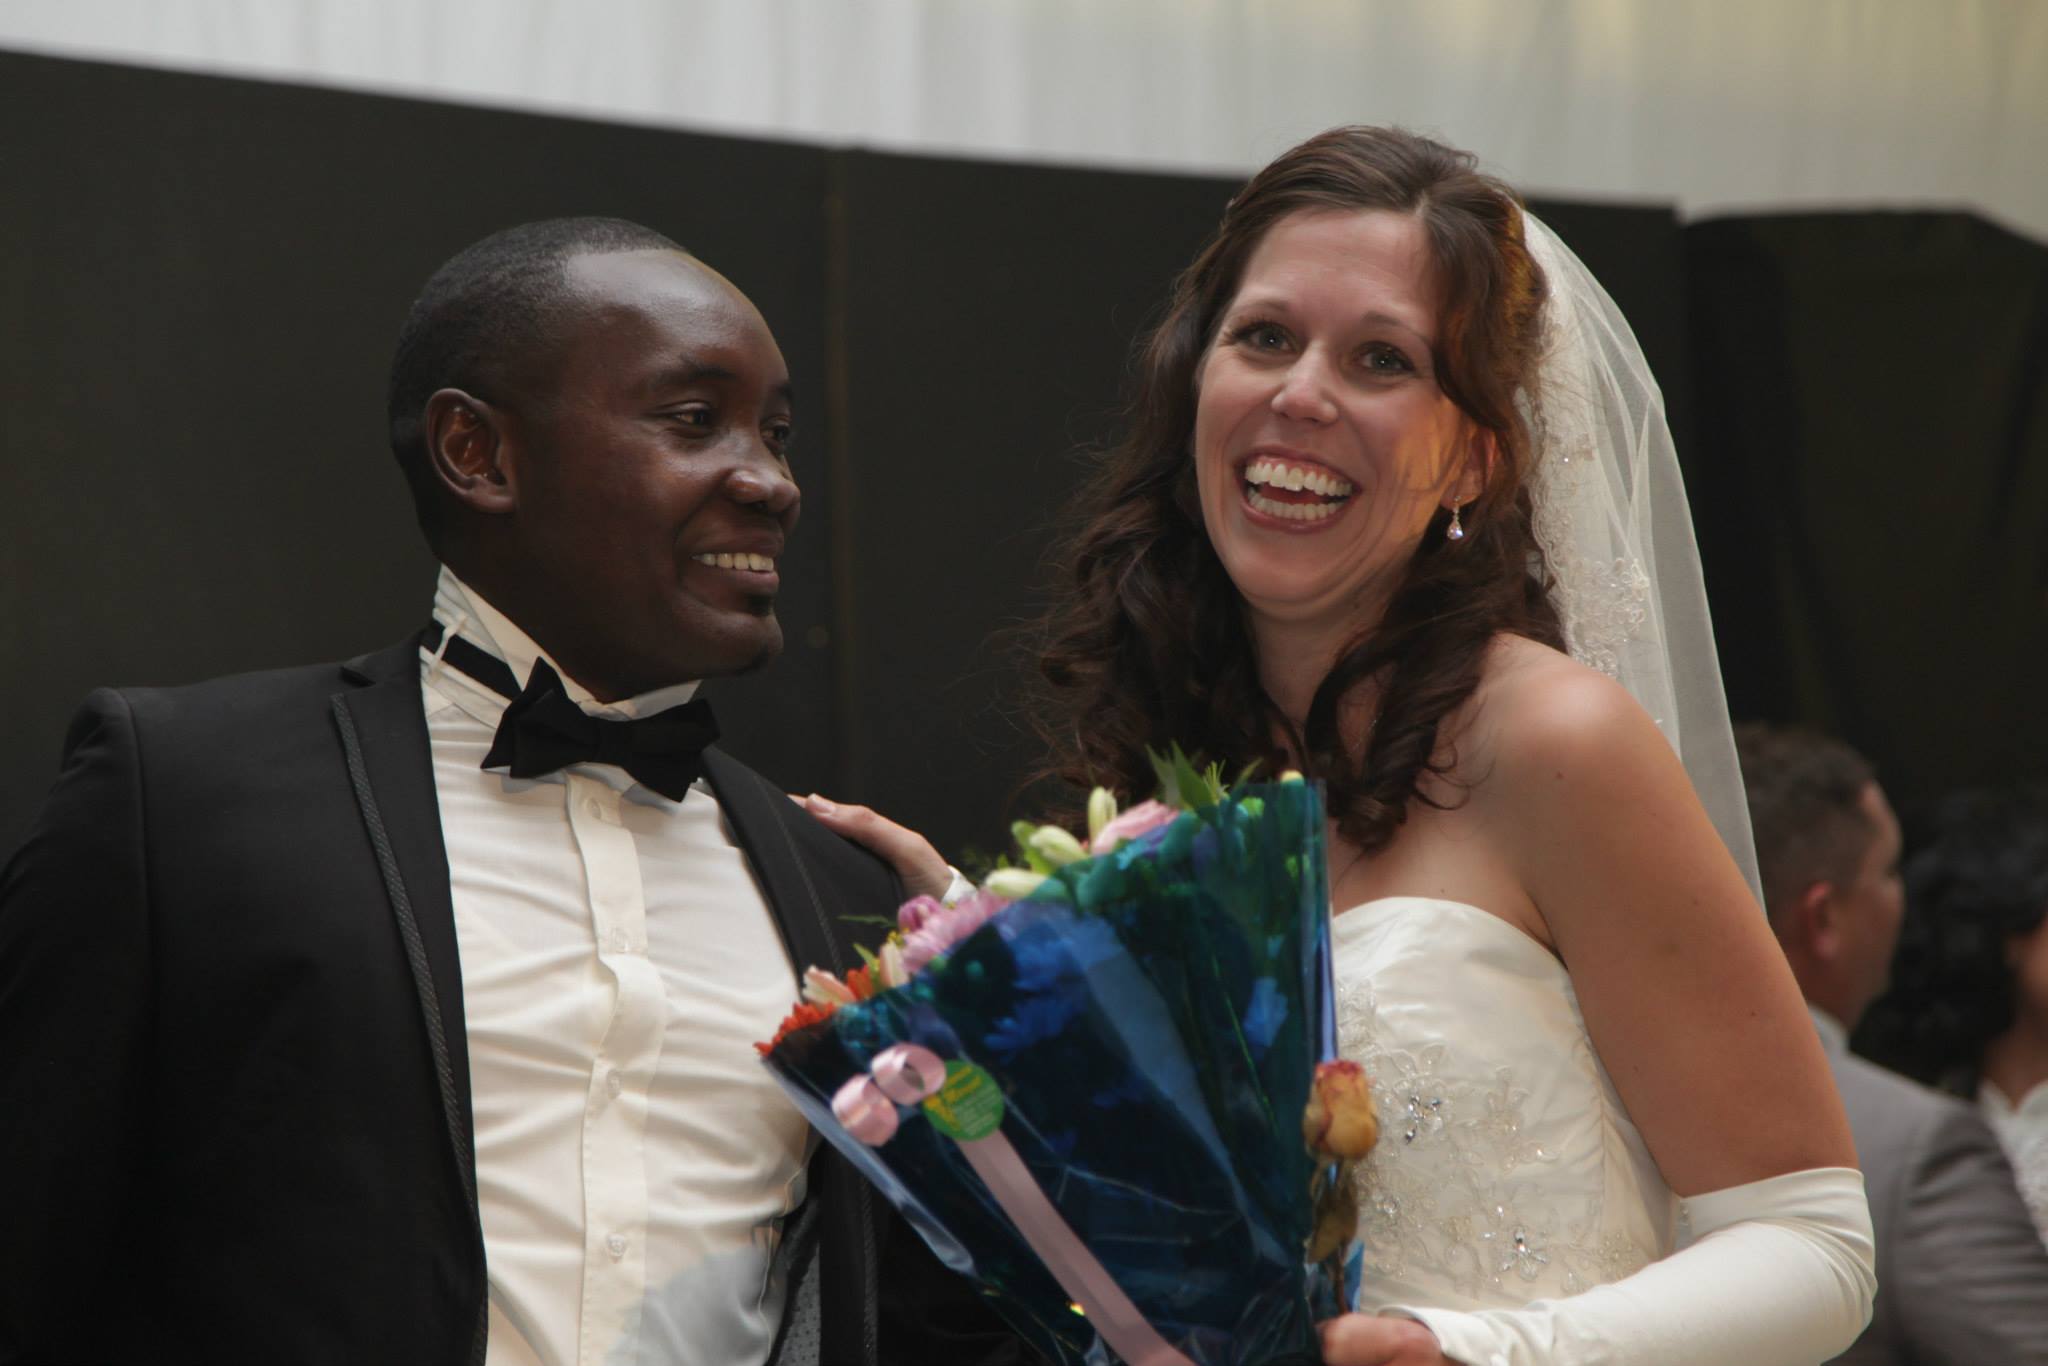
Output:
(822, 126), (1876, 1364)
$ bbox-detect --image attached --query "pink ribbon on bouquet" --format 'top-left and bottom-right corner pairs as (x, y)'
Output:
(833, 1043), (1194, 1366)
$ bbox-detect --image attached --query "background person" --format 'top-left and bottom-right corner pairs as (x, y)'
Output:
(1857, 784), (2048, 1248)
(1738, 721), (2048, 1364)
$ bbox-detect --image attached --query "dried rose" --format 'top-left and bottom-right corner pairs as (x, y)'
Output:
(1303, 1060), (1379, 1160)
(1305, 1164), (1361, 1263)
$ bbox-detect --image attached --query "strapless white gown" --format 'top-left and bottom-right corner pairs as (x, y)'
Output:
(1333, 897), (1678, 1314)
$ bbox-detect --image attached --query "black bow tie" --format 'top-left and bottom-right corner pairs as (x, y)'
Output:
(440, 633), (718, 801)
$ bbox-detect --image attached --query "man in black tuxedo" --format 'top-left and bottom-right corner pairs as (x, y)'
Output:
(0, 218), (1016, 1365)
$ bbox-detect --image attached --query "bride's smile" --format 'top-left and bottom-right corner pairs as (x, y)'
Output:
(1237, 447), (1357, 525)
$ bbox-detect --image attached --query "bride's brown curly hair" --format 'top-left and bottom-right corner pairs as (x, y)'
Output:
(1032, 126), (1565, 853)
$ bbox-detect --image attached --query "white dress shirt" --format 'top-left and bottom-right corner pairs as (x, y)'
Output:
(1810, 1006), (1849, 1057)
(421, 567), (810, 1366)
(1981, 1077), (2048, 1246)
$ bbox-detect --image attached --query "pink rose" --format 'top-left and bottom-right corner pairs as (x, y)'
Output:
(1088, 799), (1180, 855)
(899, 890), (1003, 976)
(897, 895), (947, 935)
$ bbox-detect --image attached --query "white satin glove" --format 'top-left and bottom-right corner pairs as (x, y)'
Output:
(1380, 1166), (1876, 1366)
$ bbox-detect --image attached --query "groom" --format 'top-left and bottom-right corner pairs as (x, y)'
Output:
(0, 219), (1018, 1365)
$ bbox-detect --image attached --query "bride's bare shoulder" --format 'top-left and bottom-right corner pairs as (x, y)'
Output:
(1465, 633), (1672, 784)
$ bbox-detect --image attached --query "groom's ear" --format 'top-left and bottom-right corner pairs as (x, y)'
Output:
(424, 388), (518, 518)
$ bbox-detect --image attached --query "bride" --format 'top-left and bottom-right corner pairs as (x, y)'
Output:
(813, 126), (1875, 1364)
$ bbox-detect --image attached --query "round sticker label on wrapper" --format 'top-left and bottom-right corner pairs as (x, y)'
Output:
(921, 1060), (1004, 1140)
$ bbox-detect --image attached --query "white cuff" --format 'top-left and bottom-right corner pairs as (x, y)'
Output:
(939, 866), (975, 906)
(1383, 1166), (1876, 1366)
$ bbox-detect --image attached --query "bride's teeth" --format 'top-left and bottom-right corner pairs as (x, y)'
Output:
(745, 553), (774, 572)
(1246, 488), (1343, 522)
(1243, 459), (1358, 498)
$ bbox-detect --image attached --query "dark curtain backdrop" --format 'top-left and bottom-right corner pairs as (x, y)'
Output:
(4, 50), (2042, 859)
(0, 50), (838, 828)
(1686, 213), (2048, 808)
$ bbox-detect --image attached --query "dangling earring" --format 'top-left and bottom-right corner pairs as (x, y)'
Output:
(1446, 503), (1466, 542)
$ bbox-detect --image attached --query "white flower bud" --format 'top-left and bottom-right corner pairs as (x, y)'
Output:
(1027, 824), (1088, 868)
(1086, 787), (1118, 842)
(983, 867), (1050, 900)
(876, 939), (909, 990)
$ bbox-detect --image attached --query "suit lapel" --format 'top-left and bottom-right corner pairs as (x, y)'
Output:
(703, 747), (882, 1365)
(331, 635), (479, 1222)
(701, 747), (858, 976)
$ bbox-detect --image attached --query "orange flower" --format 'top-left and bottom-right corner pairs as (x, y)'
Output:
(757, 1000), (838, 1055)
(845, 964), (875, 1002)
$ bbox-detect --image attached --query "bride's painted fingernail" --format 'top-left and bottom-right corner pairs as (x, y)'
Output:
(806, 794), (838, 814)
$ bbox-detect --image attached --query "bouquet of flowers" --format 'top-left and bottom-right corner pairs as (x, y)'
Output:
(759, 759), (1376, 1366)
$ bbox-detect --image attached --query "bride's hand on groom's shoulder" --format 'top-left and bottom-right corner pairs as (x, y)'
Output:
(795, 794), (954, 901)
(1320, 1314), (1452, 1366)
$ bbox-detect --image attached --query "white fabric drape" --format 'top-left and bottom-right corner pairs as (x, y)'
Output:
(3, 0), (2045, 241)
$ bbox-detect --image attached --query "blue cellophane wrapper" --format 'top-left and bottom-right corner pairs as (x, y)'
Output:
(764, 782), (1339, 1366)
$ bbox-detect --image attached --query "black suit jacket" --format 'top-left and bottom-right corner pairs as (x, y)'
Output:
(0, 636), (1018, 1365)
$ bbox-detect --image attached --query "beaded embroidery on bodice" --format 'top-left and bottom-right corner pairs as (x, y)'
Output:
(1334, 897), (1676, 1313)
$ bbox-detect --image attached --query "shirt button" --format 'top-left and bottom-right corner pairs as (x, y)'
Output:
(581, 796), (602, 818)
(605, 1233), (628, 1259)
(605, 1069), (624, 1099)
(606, 930), (632, 954)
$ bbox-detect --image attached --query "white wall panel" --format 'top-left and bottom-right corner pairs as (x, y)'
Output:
(4, 0), (2043, 238)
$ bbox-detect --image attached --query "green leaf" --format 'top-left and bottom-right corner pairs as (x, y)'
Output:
(1145, 742), (1233, 810)
(950, 842), (1006, 882)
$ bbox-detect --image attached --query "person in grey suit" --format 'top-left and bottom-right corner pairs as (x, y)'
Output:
(1739, 723), (2048, 1365)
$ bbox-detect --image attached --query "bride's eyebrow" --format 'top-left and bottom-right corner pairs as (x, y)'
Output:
(1356, 309), (1434, 348)
(1224, 291), (1293, 318)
